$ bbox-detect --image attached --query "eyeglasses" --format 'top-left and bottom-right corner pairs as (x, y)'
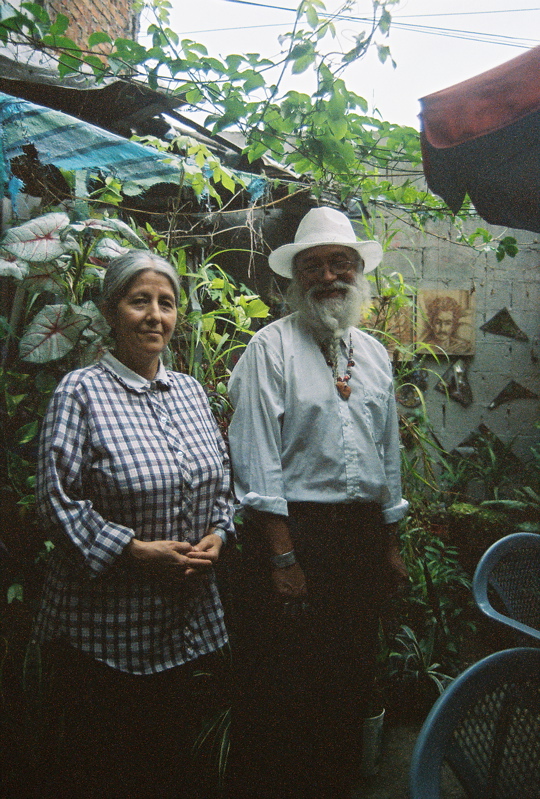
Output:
(297, 258), (359, 279)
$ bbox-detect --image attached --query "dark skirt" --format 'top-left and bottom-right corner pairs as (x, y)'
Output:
(38, 641), (226, 799)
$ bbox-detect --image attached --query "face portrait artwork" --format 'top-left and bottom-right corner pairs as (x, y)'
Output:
(417, 289), (476, 355)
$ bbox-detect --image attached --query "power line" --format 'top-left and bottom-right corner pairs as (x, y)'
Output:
(396, 8), (540, 18)
(184, 2), (540, 50)
(213, 0), (540, 49)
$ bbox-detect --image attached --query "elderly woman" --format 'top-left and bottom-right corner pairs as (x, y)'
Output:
(34, 251), (235, 799)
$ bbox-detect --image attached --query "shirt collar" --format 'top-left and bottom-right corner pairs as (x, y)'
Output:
(296, 313), (352, 348)
(100, 351), (172, 392)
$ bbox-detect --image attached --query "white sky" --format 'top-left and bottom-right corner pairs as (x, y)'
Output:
(164, 0), (540, 129)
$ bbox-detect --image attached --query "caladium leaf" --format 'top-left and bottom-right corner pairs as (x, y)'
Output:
(80, 301), (110, 337)
(70, 217), (147, 248)
(99, 217), (147, 248)
(0, 213), (70, 262)
(93, 237), (130, 260)
(78, 337), (109, 367)
(59, 232), (81, 253)
(0, 257), (29, 279)
(19, 303), (92, 363)
(23, 262), (66, 295)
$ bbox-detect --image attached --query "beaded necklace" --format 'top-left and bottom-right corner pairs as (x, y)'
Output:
(320, 334), (355, 400)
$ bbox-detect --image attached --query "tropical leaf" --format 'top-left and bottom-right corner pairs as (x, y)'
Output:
(70, 217), (147, 248)
(78, 336), (109, 366)
(59, 232), (81, 253)
(80, 300), (110, 337)
(16, 420), (39, 445)
(0, 213), (70, 262)
(0, 257), (28, 279)
(99, 217), (148, 248)
(19, 303), (92, 363)
(92, 237), (131, 260)
(23, 262), (66, 295)
(237, 296), (269, 318)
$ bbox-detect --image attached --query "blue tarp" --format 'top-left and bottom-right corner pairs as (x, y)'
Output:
(0, 90), (266, 201)
(0, 91), (185, 194)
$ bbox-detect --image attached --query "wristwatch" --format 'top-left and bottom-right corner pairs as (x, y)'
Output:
(270, 550), (297, 569)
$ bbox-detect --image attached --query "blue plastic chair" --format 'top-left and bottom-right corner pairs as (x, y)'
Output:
(472, 532), (540, 644)
(409, 647), (540, 799)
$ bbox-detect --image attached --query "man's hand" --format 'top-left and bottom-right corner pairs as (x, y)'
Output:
(271, 562), (308, 599)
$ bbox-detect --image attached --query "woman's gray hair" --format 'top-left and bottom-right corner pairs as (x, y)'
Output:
(101, 250), (180, 311)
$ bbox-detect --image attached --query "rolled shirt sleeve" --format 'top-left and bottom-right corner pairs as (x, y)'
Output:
(37, 386), (134, 576)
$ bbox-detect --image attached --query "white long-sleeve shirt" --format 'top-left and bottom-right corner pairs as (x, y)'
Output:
(228, 313), (408, 524)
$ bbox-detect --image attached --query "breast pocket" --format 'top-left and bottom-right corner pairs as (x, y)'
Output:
(362, 389), (389, 445)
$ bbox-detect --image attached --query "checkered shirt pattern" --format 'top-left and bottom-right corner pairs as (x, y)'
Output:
(34, 359), (235, 674)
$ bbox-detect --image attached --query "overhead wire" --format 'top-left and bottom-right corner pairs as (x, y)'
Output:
(184, 1), (540, 49)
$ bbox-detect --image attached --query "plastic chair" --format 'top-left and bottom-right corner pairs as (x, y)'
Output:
(472, 532), (540, 644)
(409, 647), (540, 799)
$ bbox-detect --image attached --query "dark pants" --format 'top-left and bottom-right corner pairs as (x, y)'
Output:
(227, 502), (391, 799)
(38, 641), (226, 799)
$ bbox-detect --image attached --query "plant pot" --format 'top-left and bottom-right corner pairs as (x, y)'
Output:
(360, 708), (385, 777)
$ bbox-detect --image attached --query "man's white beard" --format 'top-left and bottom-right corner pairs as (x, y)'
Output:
(288, 274), (371, 341)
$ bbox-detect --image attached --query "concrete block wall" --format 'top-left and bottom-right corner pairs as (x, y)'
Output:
(380, 218), (540, 463)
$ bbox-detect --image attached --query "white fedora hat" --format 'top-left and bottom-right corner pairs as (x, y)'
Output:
(268, 206), (383, 278)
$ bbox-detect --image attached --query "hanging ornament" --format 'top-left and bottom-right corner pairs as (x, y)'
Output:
(396, 365), (428, 408)
(396, 383), (422, 408)
(435, 359), (473, 407)
(480, 308), (529, 341)
(488, 380), (539, 410)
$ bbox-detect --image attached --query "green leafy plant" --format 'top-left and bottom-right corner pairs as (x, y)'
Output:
(386, 624), (454, 696)
(1, 0), (520, 266)
(0, 208), (269, 584)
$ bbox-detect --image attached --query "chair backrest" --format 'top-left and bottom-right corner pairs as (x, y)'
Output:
(409, 647), (540, 799)
(472, 532), (540, 643)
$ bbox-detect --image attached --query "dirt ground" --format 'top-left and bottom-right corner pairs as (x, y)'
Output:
(353, 719), (466, 799)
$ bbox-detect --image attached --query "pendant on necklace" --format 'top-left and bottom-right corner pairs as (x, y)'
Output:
(336, 380), (351, 400)
(320, 334), (354, 400)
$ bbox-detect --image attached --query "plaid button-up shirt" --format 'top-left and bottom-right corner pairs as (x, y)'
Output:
(35, 354), (235, 674)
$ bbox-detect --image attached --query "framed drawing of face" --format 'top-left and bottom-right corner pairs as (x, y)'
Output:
(417, 290), (476, 355)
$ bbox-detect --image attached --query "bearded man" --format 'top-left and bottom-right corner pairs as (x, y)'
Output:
(226, 207), (409, 799)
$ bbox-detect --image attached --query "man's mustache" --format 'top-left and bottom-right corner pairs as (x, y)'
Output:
(307, 281), (352, 299)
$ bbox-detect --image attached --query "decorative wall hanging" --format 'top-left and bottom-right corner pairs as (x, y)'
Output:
(364, 297), (414, 355)
(417, 289), (476, 355)
(480, 308), (529, 341)
(396, 364), (429, 408)
(488, 380), (539, 409)
(435, 359), (474, 407)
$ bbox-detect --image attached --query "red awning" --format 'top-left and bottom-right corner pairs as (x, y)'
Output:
(419, 46), (540, 232)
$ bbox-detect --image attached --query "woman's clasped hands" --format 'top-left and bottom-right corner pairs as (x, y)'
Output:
(127, 532), (223, 577)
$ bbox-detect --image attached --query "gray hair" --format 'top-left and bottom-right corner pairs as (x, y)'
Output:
(101, 250), (180, 312)
(287, 264), (371, 340)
